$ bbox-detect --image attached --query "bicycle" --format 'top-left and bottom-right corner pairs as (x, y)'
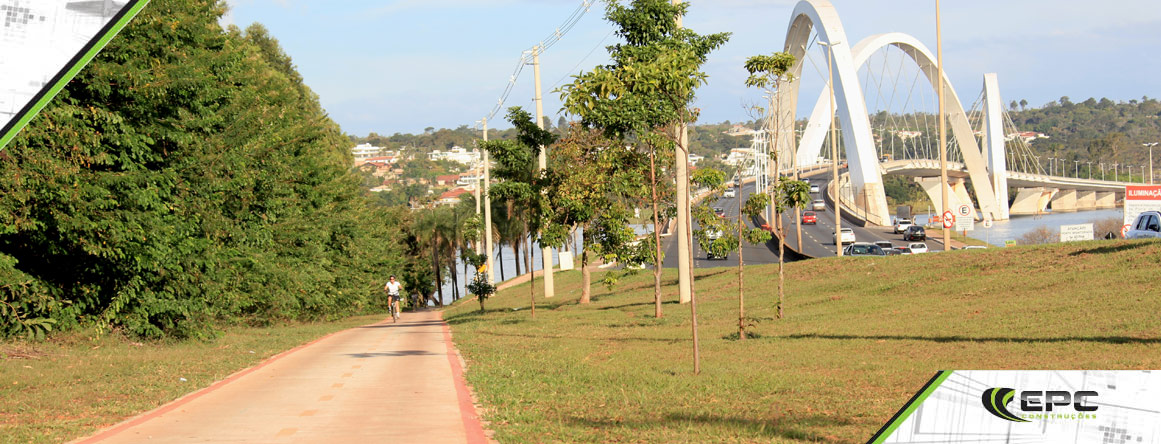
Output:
(388, 294), (400, 322)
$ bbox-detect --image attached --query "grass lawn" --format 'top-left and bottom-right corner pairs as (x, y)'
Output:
(445, 239), (1161, 443)
(0, 314), (387, 443)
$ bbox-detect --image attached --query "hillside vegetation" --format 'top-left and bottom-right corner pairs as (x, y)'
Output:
(446, 240), (1161, 443)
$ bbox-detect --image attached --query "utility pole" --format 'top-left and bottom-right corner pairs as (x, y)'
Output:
(1145, 143), (1157, 184)
(820, 40), (842, 256)
(483, 118), (495, 285)
(673, 0), (692, 305)
(532, 45), (554, 298)
(936, 0), (950, 251)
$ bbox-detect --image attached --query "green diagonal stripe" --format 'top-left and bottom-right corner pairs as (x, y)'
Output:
(867, 371), (951, 444)
(0, 0), (152, 151)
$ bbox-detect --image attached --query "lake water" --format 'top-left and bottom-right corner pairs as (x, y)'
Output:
(910, 209), (1125, 246)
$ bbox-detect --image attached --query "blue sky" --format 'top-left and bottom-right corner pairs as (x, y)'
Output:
(222, 0), (1161, 136)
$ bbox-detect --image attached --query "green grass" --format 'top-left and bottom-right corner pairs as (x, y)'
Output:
(445, 240), (1161, 443)
(0, 314), (387, 443)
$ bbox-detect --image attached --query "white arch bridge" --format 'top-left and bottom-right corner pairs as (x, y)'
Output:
(753, 0), (1131, 226)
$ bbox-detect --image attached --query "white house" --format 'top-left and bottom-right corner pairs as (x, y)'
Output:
(428, 146), (481, 165)
(352, 143), (385, 161)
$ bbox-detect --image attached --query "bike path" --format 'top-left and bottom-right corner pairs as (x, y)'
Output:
(73, 311), (491, 444)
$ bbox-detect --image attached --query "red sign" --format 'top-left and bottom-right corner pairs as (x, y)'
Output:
(943, 212), (955, 229)
(1126, 185), (1161, 200)
(1122, 224), (1131, 238)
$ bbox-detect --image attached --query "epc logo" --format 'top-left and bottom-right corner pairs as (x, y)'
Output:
(982, 388), (1099, 422)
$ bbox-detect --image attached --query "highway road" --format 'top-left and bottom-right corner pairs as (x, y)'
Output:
(660, 170), (945, 269)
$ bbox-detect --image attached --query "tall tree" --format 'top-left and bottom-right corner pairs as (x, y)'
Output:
(561, 0), (728, 332)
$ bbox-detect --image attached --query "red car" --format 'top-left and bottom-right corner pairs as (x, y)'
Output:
(801, 211), (817, 225)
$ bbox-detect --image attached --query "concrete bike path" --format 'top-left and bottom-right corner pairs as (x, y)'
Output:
(74, 311), (491, 444)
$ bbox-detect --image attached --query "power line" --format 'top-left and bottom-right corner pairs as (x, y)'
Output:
(482, 0), (595, 125)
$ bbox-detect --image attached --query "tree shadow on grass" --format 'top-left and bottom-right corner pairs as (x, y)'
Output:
(661, 269), (730, 286)
(478, 331), (684, 344)
(1068, 241), (1152, 256)
(777, 333), (1161, 345)
(597, 300), (682, 311)
(566, 411), (850, 442)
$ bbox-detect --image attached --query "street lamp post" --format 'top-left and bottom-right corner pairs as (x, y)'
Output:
(1145, 143), (1157, 184)
(820, 39), (843, 256)
(935, 0), (951, 251)
(1074, 160), (1079, 178)
(1087, 161), (1092, 180)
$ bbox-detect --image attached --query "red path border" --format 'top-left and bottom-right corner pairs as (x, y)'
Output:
(72, 324), (360, 443)
(440, 312), (491, 444)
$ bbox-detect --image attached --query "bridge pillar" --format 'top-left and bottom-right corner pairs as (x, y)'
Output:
(1050, 189), (1078, 212)
(1009, 187), (1057, 215)
(1076, 190), (1097, 211)
(1095, 191), (1117, 209)
(915, 177), (976, 219)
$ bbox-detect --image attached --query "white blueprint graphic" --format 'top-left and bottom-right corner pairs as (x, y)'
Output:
(886, 371), (1160, 444)
(0, 0), (127, 128)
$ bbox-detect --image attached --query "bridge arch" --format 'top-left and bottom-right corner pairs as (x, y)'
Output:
(774, 0), (891, 225)
(790, 31), (1003, 221)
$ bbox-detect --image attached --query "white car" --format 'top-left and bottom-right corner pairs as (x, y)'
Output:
(723, 188), (736, 198)
(809, 184), (820, 193)
(893, 218), (913, 234)
(812, 199), (826, 210)
(833, 228), (855, 245)
(908, 242), (929, 254)
(1126, 211), (1161, 239)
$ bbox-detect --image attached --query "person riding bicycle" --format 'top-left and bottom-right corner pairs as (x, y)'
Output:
(384, 275), (403, 321)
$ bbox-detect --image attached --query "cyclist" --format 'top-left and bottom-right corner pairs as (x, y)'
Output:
(384, 275), (403, 322)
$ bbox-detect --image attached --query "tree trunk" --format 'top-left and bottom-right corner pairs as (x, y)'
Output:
(778, 224), (785, 319)
(737, 183), (745, 341)
(580, 247), (591, 304)
(685, 168), (699, 375)
(649, 148), (663, 318)
(449, 256), (459, 302)
(498, 248), (506, 281)
(432, 240), (444, 307)
(526, 224), (536, 318)
(513, 239), (522, 276)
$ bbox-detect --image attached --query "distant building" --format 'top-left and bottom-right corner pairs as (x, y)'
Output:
(724, 125), (759, 137)
(723, 148), (754, 166)
(437, 187), (472, 206)
(893, 130), (923, 140)
(688, 153), (704, 166)
(1007, 131), (1049, 143)
(428, 146), (481, 165)
(352, 143), (386, 161)
(436, 174), (460, 186)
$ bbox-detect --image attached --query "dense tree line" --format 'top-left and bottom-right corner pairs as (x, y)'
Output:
(0, 1), (413, 339)
(1009, 96), (1161, 174)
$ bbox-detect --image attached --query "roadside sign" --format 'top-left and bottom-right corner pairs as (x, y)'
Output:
(1124, 185), (1161, 228)
(1, 1), (152, 151)
(955, 215), (974, 232)
(957, 204), (971, 217)
(1004, 240), (1017, 247)
(1122, 224), (1131, 238)
(982, 218), (993, 229)
(943, 214), (954, 229)
(1060, 223), (1094, 242)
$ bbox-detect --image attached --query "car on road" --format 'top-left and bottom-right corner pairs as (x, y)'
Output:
(843, 242), (886, 256)
(873, 240), (894, 250)
(894, 247), (913, 255)
(1126, 210), (1161, 239)
(908, 242), (929, 254)
(963, 245), (987, 250)
(723, 188), (736, 198)
(885, 248), (903, 256)
(713, 207), (726, 218)
(812, 199), (826, 210)
(903, 225), (926, 241)
(705, 229), (727, 260)
(833, 227), (855, 245)
(801, 211), (818, 224)
(810, 184), (820, 193)
(893, 218), (913, 234)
